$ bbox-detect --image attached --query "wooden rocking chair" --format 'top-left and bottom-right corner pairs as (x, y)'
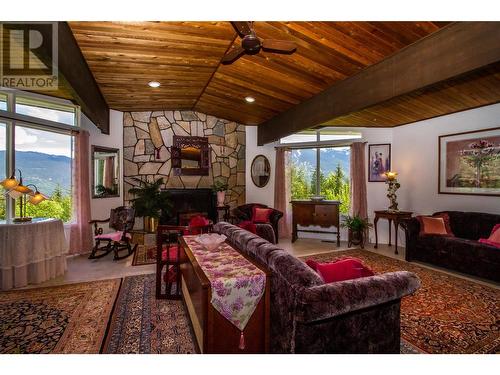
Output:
(89, 206), (138, 260)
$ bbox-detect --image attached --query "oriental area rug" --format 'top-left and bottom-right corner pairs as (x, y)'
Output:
(0, 279), (121, 354)
(131, 245), (157, 266)
(302, 250), (500, 354)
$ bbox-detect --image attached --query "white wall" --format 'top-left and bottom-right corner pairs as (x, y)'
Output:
(393, 103), (500, 216)
(245, 103), (500, 245)
(81, 110), (124, 232)
(245, 126), (277, 208)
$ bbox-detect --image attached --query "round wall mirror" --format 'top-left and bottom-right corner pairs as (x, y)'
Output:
(251, 155), (271, 188)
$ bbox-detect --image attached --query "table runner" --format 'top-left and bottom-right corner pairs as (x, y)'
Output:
(183, 235), (266, 335)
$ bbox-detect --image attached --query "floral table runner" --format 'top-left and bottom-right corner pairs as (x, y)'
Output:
(183, 235), (266, 334)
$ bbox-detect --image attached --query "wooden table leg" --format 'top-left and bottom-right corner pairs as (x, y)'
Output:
(394, 220), (399, 255)
(336, 228), (340, 247)
(374, 216), (379, 249)
(388, 218), (392, 247)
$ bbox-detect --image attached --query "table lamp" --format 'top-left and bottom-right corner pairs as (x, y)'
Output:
(384, 171), (400, 212)
(1, 170), (49, 222)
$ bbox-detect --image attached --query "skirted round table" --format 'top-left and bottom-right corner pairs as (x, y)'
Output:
(0, 218), (68, 290)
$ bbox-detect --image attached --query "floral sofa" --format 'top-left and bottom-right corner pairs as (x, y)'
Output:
(213, 222), (420, 354)
(403, 211), (500, 282)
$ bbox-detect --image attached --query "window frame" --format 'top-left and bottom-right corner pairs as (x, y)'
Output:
(0, 88), (80, 221)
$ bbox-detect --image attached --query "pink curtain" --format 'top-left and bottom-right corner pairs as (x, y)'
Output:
(350, 142), (368, 219)
(274, 148), (292, 238)
(69, 130), (93, 254)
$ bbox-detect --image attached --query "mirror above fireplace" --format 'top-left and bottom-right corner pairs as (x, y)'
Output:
(171, 135), (210, 176)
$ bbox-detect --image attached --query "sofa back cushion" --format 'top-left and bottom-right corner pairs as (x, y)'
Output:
(437, 211), (500, 240)
(417, 214), (454, 236)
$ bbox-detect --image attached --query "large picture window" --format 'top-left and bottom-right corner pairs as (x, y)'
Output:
(0, 90), (78, 222)
(283, 129), (359, 215)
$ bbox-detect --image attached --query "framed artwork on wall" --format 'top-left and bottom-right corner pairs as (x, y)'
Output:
(368, 144), (391, 182)
(438, 127), (500, 196)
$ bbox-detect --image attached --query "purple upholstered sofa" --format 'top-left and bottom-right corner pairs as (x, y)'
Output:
(214, 222), (420, 354)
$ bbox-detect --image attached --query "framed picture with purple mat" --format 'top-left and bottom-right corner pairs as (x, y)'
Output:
(439, 127), (500, 196)
(368, 144), (391, 182)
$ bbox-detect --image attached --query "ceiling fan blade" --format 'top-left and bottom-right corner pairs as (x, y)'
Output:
(231, 21), (253, 37)
(261, 39), (297, 53)
(221, 46), (245, 64)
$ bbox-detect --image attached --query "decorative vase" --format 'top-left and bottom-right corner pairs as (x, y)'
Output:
(144, 216), (158, 233)
(217, 191), (226, 207)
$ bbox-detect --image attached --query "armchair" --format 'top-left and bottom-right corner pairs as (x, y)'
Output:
(89, 206), (137, 260)
(233, 203), (283, 244)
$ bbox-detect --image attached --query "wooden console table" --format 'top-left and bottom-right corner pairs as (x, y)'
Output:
(291, 200), (341, 247)
(373, 210), (413, 255)
(179, 237), (270, 353)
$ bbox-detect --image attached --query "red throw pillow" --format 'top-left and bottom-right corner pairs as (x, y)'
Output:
(478, 224), (500, 249)
(417, 213), (454, 237)
(252, 207), (273, 223)
(237, 220), (257, 234)
(313, 258), (375, 283)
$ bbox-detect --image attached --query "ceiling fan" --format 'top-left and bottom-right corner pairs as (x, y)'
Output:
(221, 21), (297, 64)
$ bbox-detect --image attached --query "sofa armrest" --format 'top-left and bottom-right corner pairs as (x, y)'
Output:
(296, 271), (420, 323)
(400, 218), (420, 261)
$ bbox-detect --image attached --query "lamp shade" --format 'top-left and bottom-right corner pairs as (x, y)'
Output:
(28, 191), (49, 205)
(0, 176), (19, 189)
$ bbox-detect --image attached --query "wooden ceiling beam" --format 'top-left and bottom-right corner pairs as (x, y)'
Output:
(56, 22), (110, 133)
(257, 22), (500, 145)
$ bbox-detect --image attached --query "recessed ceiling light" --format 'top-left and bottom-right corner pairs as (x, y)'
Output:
(245, 96), (255, 103)
(148, 81), (161, 88)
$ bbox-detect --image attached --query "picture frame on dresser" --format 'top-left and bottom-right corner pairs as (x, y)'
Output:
(438, 127), (500, 197)
(368, 143), (391, 182)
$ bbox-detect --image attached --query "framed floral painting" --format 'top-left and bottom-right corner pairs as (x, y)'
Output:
(438, 127), (500, 196)
(368, 144), (391, 182)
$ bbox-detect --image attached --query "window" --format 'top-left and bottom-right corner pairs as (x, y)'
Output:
(14, 126), (73, 222)
(286, 128), (358, 215)
(0, 94), (7, 111)
(16, 96), (77, 126)
(290, 147), (350, 214)
(0, 90), (78, 222)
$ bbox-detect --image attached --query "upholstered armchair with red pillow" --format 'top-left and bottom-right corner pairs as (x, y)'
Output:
(233, 203), (283, 244)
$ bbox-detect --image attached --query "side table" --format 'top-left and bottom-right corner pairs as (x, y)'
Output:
(373, 210), (413, 254)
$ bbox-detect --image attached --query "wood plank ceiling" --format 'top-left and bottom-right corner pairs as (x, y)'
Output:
(68, 21), (452, 126)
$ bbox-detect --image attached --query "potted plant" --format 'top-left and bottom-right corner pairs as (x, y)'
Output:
(212, 178), (229, 207)
(341, 215), (373, 249)
(128, 177), (171, 233)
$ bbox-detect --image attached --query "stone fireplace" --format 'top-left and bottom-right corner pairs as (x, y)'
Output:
(123, 110), (246, 210)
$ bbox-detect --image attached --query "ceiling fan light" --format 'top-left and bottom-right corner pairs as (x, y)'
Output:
(148, 81), (161, 88)
(245, 96), (255, 103)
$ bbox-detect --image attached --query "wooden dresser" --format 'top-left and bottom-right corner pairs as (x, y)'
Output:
(291, 200), (341, 246)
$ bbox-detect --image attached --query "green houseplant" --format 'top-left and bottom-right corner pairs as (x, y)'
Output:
(212, 178), (229, 207)
(128, 177), (171, 233)
(341, 215), (373, 249)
